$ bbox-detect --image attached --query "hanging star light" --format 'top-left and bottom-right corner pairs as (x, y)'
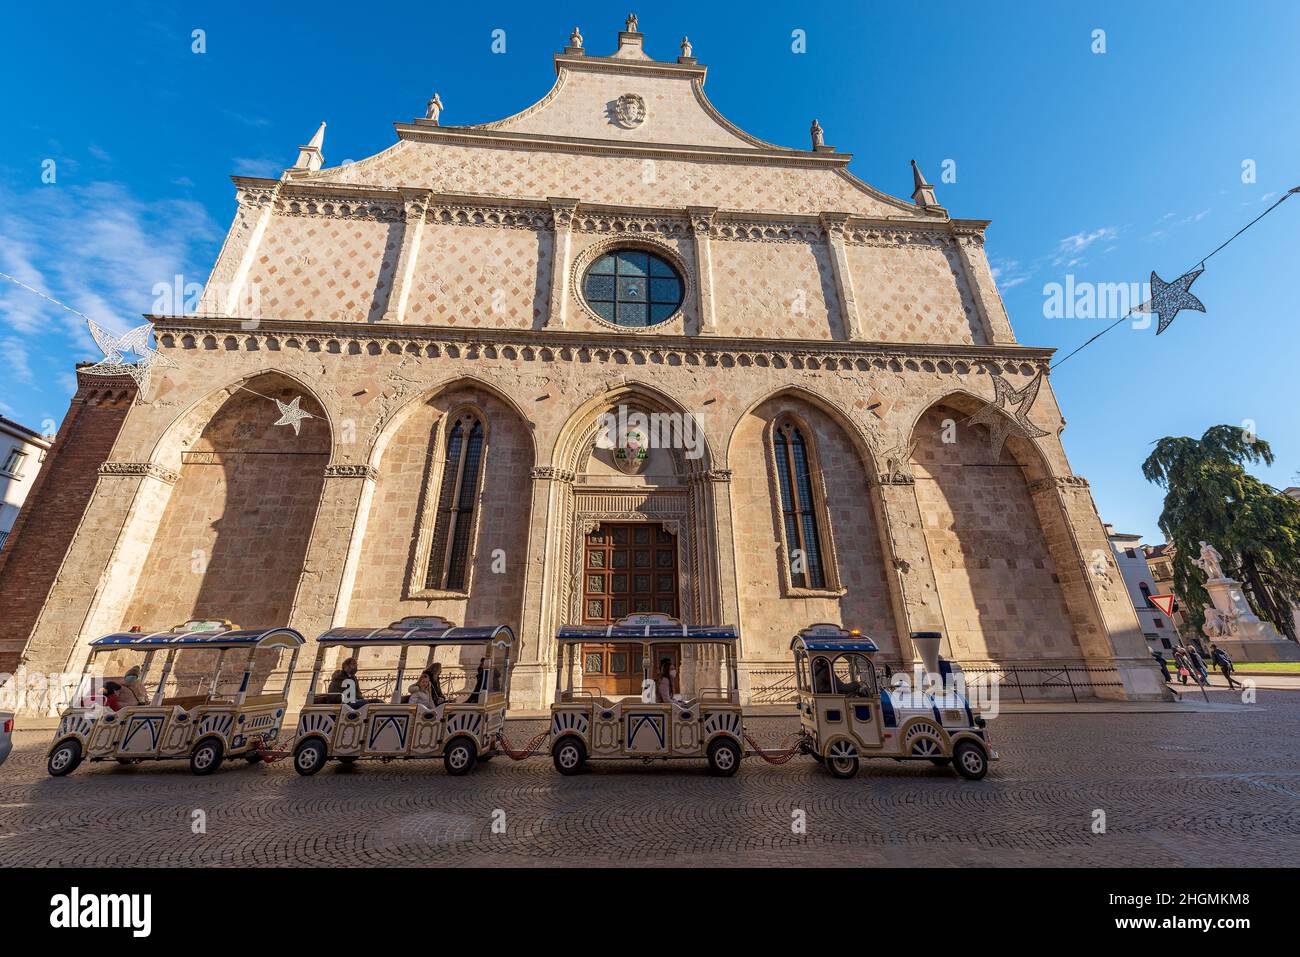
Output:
(966, 369), (1051, 460)
(272, 395), (315, 435)
(81, 318), (178, 393)
(1135, 266), (1207, 336)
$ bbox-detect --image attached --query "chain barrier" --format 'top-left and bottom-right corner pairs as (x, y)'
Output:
(743, 731), (806, 765)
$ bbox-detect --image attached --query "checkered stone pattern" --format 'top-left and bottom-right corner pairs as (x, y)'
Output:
(316, 141), (904, 218)
(4, 694), (1297, 867)
(849, 241), (983, 344)
(406, 223), (551, 328)
(247, 214), (401, 323)
(498, 69), (755, 150)
(711, 238), (842, 339)
(911, 404), (1078, 660)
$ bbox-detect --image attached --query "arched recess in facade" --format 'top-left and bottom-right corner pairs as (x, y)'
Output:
(122, 371), (332, 630)
(545, 381), (721, 643)
(907, 391), (1084, 663)
(344, 376), (536, 648)
(726, 386), (898, 682)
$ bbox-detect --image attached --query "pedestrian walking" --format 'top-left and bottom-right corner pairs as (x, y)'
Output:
(1210, 644), (1241, 690)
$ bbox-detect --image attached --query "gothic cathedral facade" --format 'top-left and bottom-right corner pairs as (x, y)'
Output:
(1, 20), (1163, 706)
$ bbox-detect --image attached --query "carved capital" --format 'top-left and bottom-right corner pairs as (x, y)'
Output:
(877, 473), (916, 486)
(1027, 475), (1090, 494)
(98, 462), (179, 485)
(687, 205), (717, 237)
(704, 468), (732, 483)
(819, 211), (852, 240)
(548, 197), (580, 230)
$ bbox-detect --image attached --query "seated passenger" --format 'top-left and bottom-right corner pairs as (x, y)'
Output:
(327, 657), (378, 706)
(101, 681), (124, 712)
(811, 657), (834, 694)
(463, 657), (490, 704)
(407, 671), (440, 710)
(116, 666), (149, 708)
(656, 658), (677, 704)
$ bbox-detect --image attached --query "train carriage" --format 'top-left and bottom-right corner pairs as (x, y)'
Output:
(550, 613), (744, 776)
(47, 620), (304, 776)
(792, 623), (996, 780)
(290, 616), (514, 776)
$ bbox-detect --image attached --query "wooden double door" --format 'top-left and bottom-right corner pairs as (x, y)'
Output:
(581, 522), (679, 697)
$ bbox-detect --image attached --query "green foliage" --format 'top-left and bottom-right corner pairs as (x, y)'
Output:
(1142, 426), (1300, 640)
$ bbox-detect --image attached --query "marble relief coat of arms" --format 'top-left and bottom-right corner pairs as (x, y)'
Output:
(612, 93), (647, 128)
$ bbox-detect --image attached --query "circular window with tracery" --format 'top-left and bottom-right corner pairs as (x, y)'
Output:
(581, 249), (684, 328)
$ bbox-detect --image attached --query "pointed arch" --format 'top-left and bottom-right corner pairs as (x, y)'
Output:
(123, 371), (332, 630)
(907, 391), (1077, 661)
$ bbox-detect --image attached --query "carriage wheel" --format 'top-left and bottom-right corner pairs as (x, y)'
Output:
(707, 737), (741, 777)
(47, 739), (83, 777)
(825, 739), (859, 779)
(189, 738), (224, 776)
(953, 741), (989, 781)
(552, 736), (587, 775)
(293, 738), (327, 776)
(443, 737), (477, 776)
(909, 736), (943, 759)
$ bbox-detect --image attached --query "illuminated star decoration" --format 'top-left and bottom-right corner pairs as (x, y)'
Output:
(1135, 266), (1206, 336)
(272, 396), (315, 435)
(966, 370), (1051, 460)
(81, 318), (178, 393)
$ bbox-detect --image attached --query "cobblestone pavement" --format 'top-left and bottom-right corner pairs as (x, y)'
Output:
(2, 691), (1297, 867)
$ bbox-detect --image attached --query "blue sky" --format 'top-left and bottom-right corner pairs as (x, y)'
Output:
(1, 0), (1297, 542)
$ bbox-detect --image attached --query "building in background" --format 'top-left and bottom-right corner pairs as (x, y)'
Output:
(1142, 542), (1187, 639)
(1105, 526), (1180, 653)
(0, 417), (52, 553)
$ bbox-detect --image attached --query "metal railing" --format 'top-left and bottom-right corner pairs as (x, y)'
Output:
(747, 662), (1125, 704)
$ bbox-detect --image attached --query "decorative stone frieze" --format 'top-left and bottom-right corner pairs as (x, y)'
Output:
(97, 462), (179, 485)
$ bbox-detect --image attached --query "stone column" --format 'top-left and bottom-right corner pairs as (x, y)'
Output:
(198, 181), (280, 318)
(950, 224), (1016, 345)
(820, 212), (864, 340)
(872, 473), (948, 663)
(514, 466), (575, 708)
(546, 198), (580, 329)
(688, 207), (718, 336)
(289, 464), (378, 640)
(1026, 474), (1166, 700)
(21, 464), (178, 678)
(379, 188), (432, 324)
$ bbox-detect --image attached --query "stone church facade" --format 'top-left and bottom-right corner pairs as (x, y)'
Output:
(1, 19), (1164, 707)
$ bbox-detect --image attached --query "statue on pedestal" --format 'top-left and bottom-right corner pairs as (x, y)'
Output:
(1193, 540), (1225, 581)
(810, 119), (824, 150)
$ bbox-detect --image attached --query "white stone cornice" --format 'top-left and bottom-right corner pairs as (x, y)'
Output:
(151, 315), (1055, 374)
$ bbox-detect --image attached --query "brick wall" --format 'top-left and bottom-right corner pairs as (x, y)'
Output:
(0, 374), (136, 672)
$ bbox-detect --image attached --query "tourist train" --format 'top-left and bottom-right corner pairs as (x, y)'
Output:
(46, 614), (994, 780)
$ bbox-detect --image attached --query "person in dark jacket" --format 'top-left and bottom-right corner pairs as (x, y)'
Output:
(327, 657), (378, 705)
(1186, 646), (1210, 685)
(1210, 644), (1241, 690)
(1151, 650), (1171, 683)
(463, 657), (490, 704)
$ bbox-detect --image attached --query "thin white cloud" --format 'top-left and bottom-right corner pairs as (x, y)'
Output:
(1053, 226), (1119, 266)
(0, 180), (222, 366)
(232, 157), (285, 178)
